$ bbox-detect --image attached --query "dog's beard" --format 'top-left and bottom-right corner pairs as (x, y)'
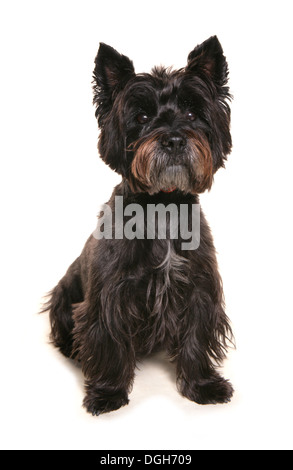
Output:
(128, 130), (214, 195)
(150, 164), (191, 194)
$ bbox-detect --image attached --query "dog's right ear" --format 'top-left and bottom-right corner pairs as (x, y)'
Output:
(186, 36), (228, 88)
(93, 43), (135, 120)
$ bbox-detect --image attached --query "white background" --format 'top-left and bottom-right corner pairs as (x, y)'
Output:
(1, 0), (293, 450)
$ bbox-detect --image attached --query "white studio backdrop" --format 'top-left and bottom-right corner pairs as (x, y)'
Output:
(0, 0), (292, 450)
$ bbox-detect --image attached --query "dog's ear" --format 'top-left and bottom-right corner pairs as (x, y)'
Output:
(93, 43), (135, 118)
(186, 36), (228, 86)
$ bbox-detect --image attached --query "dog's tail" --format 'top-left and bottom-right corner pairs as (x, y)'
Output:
(41, 258), (83, 358)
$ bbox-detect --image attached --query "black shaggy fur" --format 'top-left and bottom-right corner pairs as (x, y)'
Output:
(43, 36), (234, 415)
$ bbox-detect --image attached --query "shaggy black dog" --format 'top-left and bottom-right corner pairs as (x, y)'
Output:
(43, 36), (234, 415)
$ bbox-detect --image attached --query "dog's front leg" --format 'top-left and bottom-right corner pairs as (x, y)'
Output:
(176, 291), (234, 405)
(73, 302), (135, 416)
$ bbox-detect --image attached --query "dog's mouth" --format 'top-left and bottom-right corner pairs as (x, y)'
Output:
(128, 130), (213, 195)
(150, 164), (191, 195)
(161, 187), (177, 193)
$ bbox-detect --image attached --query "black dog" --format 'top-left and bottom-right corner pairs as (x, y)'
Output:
(43, 36), (234, 415)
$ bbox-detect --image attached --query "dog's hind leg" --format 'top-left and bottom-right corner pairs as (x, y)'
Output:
(42, 257), (83, 358)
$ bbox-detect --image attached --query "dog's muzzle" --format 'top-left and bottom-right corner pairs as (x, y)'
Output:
(128, 129), (213, 195)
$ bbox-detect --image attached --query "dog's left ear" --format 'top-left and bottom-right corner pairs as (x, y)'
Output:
(186, 36), (228, 87)
(93, 43), (135, 114)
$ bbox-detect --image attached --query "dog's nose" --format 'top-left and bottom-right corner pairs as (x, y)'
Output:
(161, 135), (186, 154)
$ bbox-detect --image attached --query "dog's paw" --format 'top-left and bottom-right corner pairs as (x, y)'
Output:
(181, 375), (234, 405)
(83, 390), (129, 416)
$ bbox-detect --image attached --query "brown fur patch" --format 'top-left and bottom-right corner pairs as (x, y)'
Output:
(128, 132), (162, 192)
(185, 130), (214, 193)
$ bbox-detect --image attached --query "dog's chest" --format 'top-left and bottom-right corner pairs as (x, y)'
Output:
(151, 240), (189, 288)
(100, 238), (190, 352)
(135, 240), (189, 351)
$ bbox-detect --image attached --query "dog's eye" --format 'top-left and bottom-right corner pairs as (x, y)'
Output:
(136, 113), (149, 124)
(186, 111), (196, 121)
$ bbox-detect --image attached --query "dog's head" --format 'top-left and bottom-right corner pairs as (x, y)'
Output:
(93, 36), (232, 194)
